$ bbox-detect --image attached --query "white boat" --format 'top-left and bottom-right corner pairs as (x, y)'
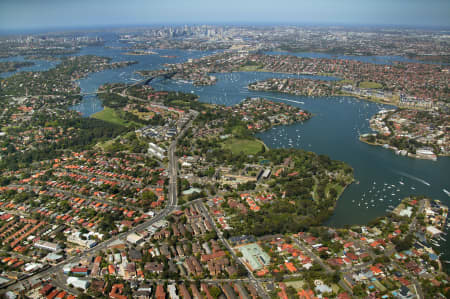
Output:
(443, 189), (450, 197)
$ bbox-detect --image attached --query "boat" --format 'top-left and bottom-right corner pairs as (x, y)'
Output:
(443, 189), (450, 197)
(399, 181), (404, 185)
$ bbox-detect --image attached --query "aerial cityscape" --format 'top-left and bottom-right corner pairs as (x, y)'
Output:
(0, 0), (449, 299)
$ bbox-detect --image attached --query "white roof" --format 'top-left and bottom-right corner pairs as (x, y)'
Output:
(426, 226), (442, 235)
(126, 233), (143, 244)
(399, 207), (413, 218)
(67, 277), (89, 290)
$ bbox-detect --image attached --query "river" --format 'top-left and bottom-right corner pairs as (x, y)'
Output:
(2, 34), (449, 265)
(264, 51), (448, 65)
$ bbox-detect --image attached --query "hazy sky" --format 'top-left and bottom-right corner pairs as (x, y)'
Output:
(1, 0), (449, 31)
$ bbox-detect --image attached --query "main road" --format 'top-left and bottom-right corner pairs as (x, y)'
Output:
(0, 109), (197, 295)
(197, 201), (270, 299)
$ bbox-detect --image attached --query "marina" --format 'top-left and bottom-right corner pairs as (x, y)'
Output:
(2, 33), (448, 268)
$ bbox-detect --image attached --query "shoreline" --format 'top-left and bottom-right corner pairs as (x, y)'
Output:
(249, 85), (439, 111)
(135, 64), (435, 111)
(359, 136), (441, 161)
(248, 85), (400, 107)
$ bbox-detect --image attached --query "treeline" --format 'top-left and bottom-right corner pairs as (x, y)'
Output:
(0, 117), (127, 170)
(0, 61), (34, 73)
(98, 92), (128, 108)
(161, 91), (201, 110)
(229, 148), (353, 236)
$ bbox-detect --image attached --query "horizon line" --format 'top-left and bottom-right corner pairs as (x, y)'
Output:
(1, 22), (450, 36)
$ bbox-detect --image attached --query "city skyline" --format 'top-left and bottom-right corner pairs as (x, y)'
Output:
(1, 0), (450, 32)
(0, 0), (449, 297)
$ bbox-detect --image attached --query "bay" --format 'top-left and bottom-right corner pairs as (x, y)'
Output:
(264, 51), (448, 65)
(0, 55), (60, 78)
(4, 37), (444, 266)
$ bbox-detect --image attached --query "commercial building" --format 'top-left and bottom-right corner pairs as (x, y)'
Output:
(33, 240), (60, 252)
(238, 243), (270, 271)
(67, 231), (99, 248)
(126, 233), (144, 245)
(67, 277), (90, 290)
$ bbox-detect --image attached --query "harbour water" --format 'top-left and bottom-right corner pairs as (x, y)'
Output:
(0, 55), (59, 78)
(1, 36), (449, 267)
(264, 51), (448, 65)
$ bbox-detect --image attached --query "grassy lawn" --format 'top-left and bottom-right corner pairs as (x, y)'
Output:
(285, 280), (305, 290)
(168, 99), (190, 107)
(222, 138), (266, 156)
(359, 81), (383, 89)
(97, 139), (116, 150)
(238, 64), (265, 72)
(91, 107), (130, 127)
(338, 79), (355, 85)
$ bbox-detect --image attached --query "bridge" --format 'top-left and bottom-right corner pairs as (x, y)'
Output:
(3, 71), (180, 98)
(131, 71), (177, 86)
(72, 71), (178, 97)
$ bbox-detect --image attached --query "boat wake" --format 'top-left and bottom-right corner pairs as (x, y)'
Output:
(265, 96), (305, 105)
(393, 170), (431, 187)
